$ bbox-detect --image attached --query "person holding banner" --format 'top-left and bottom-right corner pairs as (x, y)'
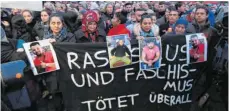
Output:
(134, 13), (156, 40)
(43, 13), (77, 43)
(110, 39), (131, 67)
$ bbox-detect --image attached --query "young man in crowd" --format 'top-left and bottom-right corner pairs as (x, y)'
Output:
(159, 7), (179, 35)
(126, 8), (146, 39)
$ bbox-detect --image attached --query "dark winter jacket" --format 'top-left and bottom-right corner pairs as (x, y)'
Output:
(44, 28), (77, 43)
(74, 28), (106, 43)
(192, 20), (216, 42)
(111, 45), (131, 57)
(33, 21), (49, 40)
(63, 11), (79, 33)
(1, 39), (27, 63)
(11, 15), (35, 42)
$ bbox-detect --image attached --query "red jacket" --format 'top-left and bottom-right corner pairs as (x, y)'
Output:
(107, 24), (131, 38)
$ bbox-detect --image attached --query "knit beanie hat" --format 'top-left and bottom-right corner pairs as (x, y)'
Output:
(175, 18), (188, 28)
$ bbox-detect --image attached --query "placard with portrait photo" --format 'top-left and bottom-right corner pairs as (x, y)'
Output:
(106, 34), (132, 68)
(186, 33), (208, 64)
(23, 39), (60, 75)
(139, 37), (162, 70)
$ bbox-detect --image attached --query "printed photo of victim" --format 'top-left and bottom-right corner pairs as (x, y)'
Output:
(186, 33), (207, 64)
(23, 40), (60, 75)
(139, 37), (161, 70)
(106, 34), (132, 68)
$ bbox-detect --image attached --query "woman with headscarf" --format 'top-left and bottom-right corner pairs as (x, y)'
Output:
(44, 13), (77, 43)
(33, 9), (52, 40)
(74, 10), (106, 43)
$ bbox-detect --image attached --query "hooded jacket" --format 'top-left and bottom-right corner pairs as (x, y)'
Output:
(11, 15), (35, 42)
(63, 11), (79, 33)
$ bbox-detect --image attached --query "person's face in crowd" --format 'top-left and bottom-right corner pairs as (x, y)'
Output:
(78, 6), (84, 12)
(191, 37), (200, 47)
(131, 14), (136, 22)
(140, 18), (152, 32)
(147, 42), (155, 49)
(31, 44), (43, 56)
(11, 8), (20, 15)
(135, 11), (145, 22)
(154, 3), (159, 10)
(56, 7), (62, 12)
(118, 40), (124, 46)
(106, 4), (113, 14)
(175, 24), (186, 34)
(168, 11), (179, 24)
(41, 11), (49, 23)
(22, 11), (33, 24)
(61, 5), (67, 12)
(87, 22), (97, 33)
(50, 17), (63, 35)
(142, 3), (149, 10)
(195, 9), (208, 24)
(125, 5), (132, 12)
(135, 4), (141, 10)
(151, 16), (157, 24)
(165, 9), (170, 19)
(111, 14), (120, 27)
(158, 4), (165, 12)
(179, 4), (186, 13)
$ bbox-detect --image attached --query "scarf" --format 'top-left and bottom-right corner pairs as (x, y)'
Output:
(44, 27), (67, 42)
(82, 10), (99, 42)
(140, 29), (154, 37)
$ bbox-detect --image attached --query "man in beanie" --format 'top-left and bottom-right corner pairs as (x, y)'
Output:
(173, 18), (188, 34)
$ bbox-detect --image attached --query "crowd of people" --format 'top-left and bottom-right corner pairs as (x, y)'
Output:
(1, 1), (228, 111)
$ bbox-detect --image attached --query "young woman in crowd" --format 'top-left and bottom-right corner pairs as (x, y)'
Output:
(33, 9), (52, 40)
(44, 13), (77, 43)
(74, 10), (106, 42)
(22, 10), (37, 38)
(134, 14), (157, 40)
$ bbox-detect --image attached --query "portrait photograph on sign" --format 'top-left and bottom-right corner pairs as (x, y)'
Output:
(139, 37), (161, 70)
(186, 33), (208, 64)
(106, 34), (132, 68)
(23, 39), (60, 75)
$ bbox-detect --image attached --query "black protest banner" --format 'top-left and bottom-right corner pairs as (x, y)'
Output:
(54, 35), (199, 111)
